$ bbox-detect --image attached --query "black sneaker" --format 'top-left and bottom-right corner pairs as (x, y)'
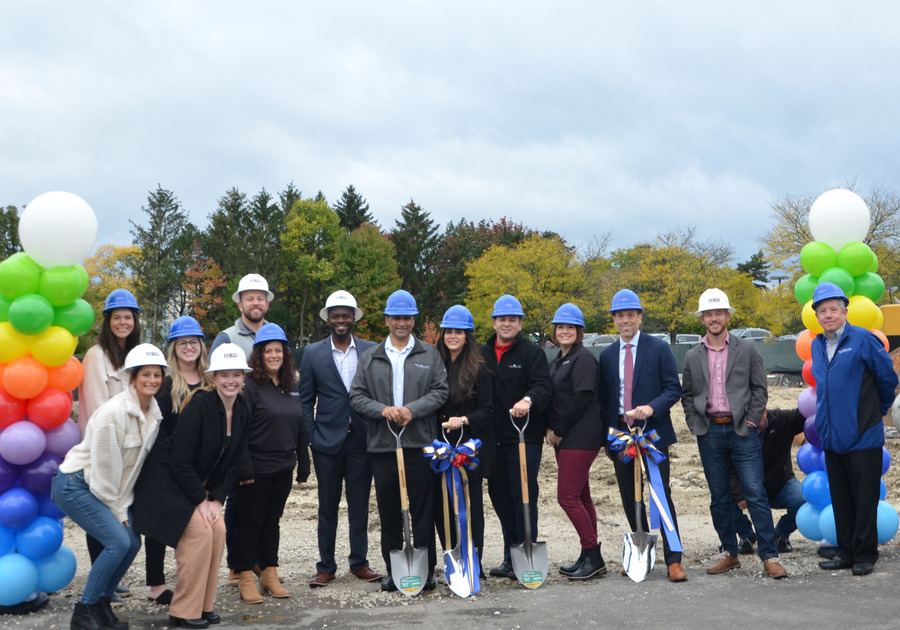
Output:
(775, 536), (793, 553)
(737, 537), (754, 555)
(380, 576), (397, 592)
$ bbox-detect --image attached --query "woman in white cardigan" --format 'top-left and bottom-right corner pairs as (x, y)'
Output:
(53, 344), (168, 630)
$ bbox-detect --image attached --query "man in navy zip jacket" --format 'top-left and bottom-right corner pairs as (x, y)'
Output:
(811, 282), (897, 577)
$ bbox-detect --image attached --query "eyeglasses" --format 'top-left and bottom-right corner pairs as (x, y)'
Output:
(175, 339), (201, 349)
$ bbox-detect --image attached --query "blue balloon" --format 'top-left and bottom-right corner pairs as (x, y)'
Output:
(881, 479), (888, 501)
(36, 493), (65, 520)
(0, 553), (39, 607)
(802, 470), (831, 509)
(14, 515), (63, 560)
(877, 501), (899, 544)
(818, 504), (837, 546)
(797, 443), (825, 474)
(0, 487), (38, 529)
(883, 447), (891, 476)
(795, 502), (822, 541)
(34, 545), (76, 593)
(0, 523), (13, 555)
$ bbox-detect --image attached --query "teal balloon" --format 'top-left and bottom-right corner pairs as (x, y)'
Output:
(794, 274), (818, 305)
(854, 272), (885, 302)
(52, 299), (96, 337)
(34, 545), (76, 593)
(7, 293), (54, 335)
(819, 267), (855, 296)
(0, 553), (39, 607)
(0, 253), (43, 299)
(0, 294), (11, 322)
(837, 241), (875, 277)
(800, 242), (837, 276)
(38, 266), (86, 306)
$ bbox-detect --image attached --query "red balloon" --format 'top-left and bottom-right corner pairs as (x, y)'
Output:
(0, 387), (27, 430)
(26, 388), (73, 430)
(802, 359), (816, 387)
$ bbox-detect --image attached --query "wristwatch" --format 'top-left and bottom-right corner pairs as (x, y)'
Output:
(523, 396), (532, 405)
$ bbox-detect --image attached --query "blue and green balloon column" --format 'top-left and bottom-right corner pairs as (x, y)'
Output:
(0, 192), (98, 607)
(791, 189), (900, 544)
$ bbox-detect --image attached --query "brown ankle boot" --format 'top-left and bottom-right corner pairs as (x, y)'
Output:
(228, 569), (240, 586)
(238, 571), (263, 603)
(259, 566), (290, 598)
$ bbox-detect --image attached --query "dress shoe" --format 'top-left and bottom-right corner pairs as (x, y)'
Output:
(568, 546), (607, 580)
(819, 557), (852, 570)
(852, 562), (874, 576)
(351, 566), (384, 582)
(380, 576), (397, 592)
(309, 572), (335, 588)
(559, 549), (585, 576)
(201, 611), (220, 624)
(737, 537), (755, 555)
(764, 558), (788, 579)
(775, 536), (793, 553)
(489, 559), (516, 579)
(423, 576), (437, 591)
(115, 585), (131, 596)
(169, 616), (210, 629)
(667, 562), (687, 582)
(817, 545), (840, 559)
(706, 552), (741, 574)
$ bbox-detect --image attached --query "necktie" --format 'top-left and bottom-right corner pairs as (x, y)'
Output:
(624, 343), (634, 425)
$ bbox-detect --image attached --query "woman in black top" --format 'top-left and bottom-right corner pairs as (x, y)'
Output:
(434, 305), (493, 577)
(234, 323), (309, 602)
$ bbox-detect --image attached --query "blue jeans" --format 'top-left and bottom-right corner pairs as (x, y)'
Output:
(730, 477), (805, 542)
(51, 471), (141, 604)
(696, 424), (778, 560)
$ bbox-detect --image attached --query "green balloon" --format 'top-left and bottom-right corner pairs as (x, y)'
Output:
(853, 272), (885, 302)
(819, 266), (855, 296)
(800, 242), (837, 277)
(38, 266), (87, 306)
(0, 294), (11, 321)
(837, 242), (875, 277)
(8, 293), (55, 335)
(74, 264), (89, 294)
(52, 299), (97, 337)
(867, 254), (879, 274)
(794, 274), (818, 305)
(0, 252), (44, 299)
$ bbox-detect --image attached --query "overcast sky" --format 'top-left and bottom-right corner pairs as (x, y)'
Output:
(2, 1), (898, 264)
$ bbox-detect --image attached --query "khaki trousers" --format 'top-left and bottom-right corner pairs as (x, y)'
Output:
(170, 508), (226, 619)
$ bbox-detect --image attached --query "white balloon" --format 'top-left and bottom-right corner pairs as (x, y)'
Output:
(18, 191), (98, 268)
(808, 189), (870, 252)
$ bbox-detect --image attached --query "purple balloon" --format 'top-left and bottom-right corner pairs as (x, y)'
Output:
(803, 415), (821, 448)
(0, 454), (19, 494)
(43, 420), (81, 458)
(0, 487), (39, 529)
(19, 453), (62, 495)
(0, 421), (47, 466)
(797, 387), (817, 419)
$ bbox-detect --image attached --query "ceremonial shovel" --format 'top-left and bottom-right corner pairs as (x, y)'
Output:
(387, 421), (428, 596)
(508, 411), (548, 589)
(439, 424), (469, 597)
(622, 422), (657, 583)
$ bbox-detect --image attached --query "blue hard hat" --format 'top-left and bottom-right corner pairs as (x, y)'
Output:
(491, 294), (525, 318)
(384, 290), (419, 316)
(254, 322), (289, 346)
(812, 282), (849, 309)
(103, 289), (141, 315)
(552, 303), (585, 327)
(167, 316), (205, 341)
(609, 289), (643, 313)
(440, 305), (475, 330)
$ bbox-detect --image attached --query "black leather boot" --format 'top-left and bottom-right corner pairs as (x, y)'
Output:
(568, 545), (608, 580)
(70, 602), (105, 630)
(96, 597), (128, 629)
(559, 549), (585, 575)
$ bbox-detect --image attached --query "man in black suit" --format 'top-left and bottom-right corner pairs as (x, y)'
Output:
(299, 290), (382, 587)
(598, 289), (686, 582)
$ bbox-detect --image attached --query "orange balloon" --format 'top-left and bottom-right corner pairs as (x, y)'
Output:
(870, 328), (890, 353)
(795, 329), (816, 362)
(1, 356), (49, 400)
(47, 356), (84, 392)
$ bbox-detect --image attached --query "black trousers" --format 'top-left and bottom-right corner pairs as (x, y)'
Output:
(312, 443), (374, 575)
(612, 442), (682, 566)
(145, 536), (167, 585)
(233, 467), (294, 571)
(433, 466), (485, 571)
(370, 449), (436, 576)
(487, 442), (542, 562)
(825, 447), (881, 565)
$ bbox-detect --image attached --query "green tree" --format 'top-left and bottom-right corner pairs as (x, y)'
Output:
(389, 200), (441, 322)
(0, 205), (21, 259)
(736, 250), (771, 289)
(333, 185), (377, 233)
(203, 187), (251, 286)
(181, 240), (229, 335)
(80, 244), (139, 352)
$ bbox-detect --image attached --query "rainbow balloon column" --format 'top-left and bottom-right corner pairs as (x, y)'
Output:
(791, 189), (900, 545)
(0, 192), (98, 607)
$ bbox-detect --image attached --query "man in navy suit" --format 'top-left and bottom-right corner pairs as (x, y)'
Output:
(299, 290), (383, 587)
(599, 289), (686, 582)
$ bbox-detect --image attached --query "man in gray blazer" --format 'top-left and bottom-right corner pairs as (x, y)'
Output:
(681, 288), (787, 579)
(299, 291), (382, 587)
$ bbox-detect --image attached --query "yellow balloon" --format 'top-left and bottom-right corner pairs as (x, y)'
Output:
(30, 326), (77, 367)
(0, 322), (31, 363)
(847, 295), (880, 330)
(801, 300), (824, 334)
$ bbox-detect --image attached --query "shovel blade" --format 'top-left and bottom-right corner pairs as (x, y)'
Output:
(510, 540), (549, 589)
(623, 531), (657, 583)
(390, 545), (429, 597)
(443, 550), (471, 598)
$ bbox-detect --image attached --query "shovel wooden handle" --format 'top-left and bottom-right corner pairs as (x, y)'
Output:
(396, 447), (409, 511)
(518, 441), (529, 504)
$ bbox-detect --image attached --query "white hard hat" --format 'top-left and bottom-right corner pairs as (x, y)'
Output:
(232, 273), (274, 303)
(695, 288), (735, 317)
(319, 290), (363, 322)
(121, 343), (168, 373)
(206, 343), (252, 373)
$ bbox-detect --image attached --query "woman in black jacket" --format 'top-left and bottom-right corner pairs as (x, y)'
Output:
(434, 305), (493, 577)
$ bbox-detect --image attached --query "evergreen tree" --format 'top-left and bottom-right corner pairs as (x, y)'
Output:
(0, 205), (21, 259)
(202, 187), (250, 292)
(736, 250), (771, 289)
(389, 200), (441, 322)
(333, 185), (377, 233)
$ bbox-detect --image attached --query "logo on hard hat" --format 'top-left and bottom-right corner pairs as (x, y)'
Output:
(224, 352), (238, 359)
